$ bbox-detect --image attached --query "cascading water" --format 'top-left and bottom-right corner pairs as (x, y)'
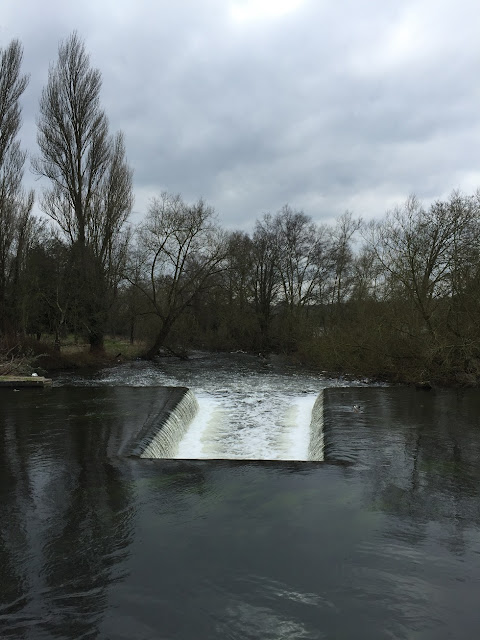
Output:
(63, 352), (364, 461)
(308, 393), (324, 461)
(136, 389), (199, 458)
(174, 391), (323, 460)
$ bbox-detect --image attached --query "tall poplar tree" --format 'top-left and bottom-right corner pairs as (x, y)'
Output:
(33, 32), (132, 352)
(0, 39), (35, 336)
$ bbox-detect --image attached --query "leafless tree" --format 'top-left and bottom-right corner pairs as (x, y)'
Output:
(275, 205), (332, 312)
(33, 32), (132, 352)
(0, 40), (28, 169)
(0, 39), (35, 336)
(329, 210), (362, 307)
(251, 213), (282, 349)
(367, 195), (463, 339)
(129, 192), (227, 358)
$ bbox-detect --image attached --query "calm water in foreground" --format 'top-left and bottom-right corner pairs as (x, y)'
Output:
(1, 353), (480, 639)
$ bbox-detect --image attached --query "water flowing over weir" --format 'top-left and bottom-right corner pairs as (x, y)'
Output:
(171, 395), (323, 460)
(62, 353), (353, 461)
(131, 389), (199, 458)
(308, 393), (324, 461)
(135, 389), (325, 462)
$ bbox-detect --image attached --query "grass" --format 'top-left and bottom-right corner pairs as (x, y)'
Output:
(1, 335), (147, 377)
(103, 336), (146, 359)
(39, 334), (146, 359)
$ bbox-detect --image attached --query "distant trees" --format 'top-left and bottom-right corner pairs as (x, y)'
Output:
(351, 192), (480, 381)
(0, 39), (36, 337)
(254, 206), (333, 350)
(329, 211), (361, 308)
(128, 193), (227, 358)
(23, 234), (73, 345)
(33, 32), (132, 353)
(251, 214), (281, 350)
(3, 33), (480, 384)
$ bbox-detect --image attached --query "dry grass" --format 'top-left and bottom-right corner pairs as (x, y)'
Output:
(38, 335), (146, 358)
(1, 335), (146, 376)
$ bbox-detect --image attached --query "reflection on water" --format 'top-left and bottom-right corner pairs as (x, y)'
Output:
(0, 390), (137, 639)
(1, 357), (480, 639)
(323, 387), (480, 526)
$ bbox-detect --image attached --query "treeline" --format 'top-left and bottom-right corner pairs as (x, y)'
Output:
(2, 34), (480, 384)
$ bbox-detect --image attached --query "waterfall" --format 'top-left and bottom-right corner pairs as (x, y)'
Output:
(308, 391), (324, 461)
(129, 386), (324, 461)
(131, 388), (199, 459)
(175, 391), (324, 461)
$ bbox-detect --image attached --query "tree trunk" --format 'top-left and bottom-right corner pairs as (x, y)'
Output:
(129, 319), (135, 345)
(144, 321), (173, 360)
(89, 331), (105, 355)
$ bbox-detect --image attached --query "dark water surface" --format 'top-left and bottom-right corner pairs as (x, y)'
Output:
(1, 379), (480, 639)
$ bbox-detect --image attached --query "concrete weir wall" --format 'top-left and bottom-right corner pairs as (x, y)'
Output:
(128, 387), (199, 459)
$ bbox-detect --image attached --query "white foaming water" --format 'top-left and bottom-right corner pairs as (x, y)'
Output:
(175, 395), (223, 459)
(175, 391), (320, 460)
(139, 390), (199, 459)
(62, 353), (363, 460)
(279, 395), (319, 461)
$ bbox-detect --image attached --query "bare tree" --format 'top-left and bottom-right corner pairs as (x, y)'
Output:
(33, 32), (132, 352)
(438, 191), (480, 375)
(251, 213), (282, 349)
(275, 205), (331, 312)
(0, 40), (28, 168)
(367, 195), (463, 339)
(329, 210), (362, 307)
(0, 39), (35, 336)
(129, 193), (227, 358)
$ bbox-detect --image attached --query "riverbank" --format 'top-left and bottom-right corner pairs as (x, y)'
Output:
(0, 375), (52, 387)
(2, 335), (478, 388)
(0, 336), (145, 377)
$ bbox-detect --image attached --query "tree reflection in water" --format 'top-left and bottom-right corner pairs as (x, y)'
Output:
(0, 389), (137, 639)
(323, 387), (480, 549)
(1, 384), (480, 639)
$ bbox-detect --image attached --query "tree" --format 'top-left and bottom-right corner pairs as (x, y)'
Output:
(249, 207), (333, 351)
(367, 195), (460, 339)
(129, 192), (227, 358)
(437, 191), (480, 377)
(0, 40), (28, 170)
(359, 193), (480, 381)
(251, 213), (282, 350)
(220, 230), (257, 348)
(23, 233), (73, 346)
(0, 39), (35, 336)
(33, 32), (132, 353)
(275, 205), (331, 312)
(329, 210), (361, 307)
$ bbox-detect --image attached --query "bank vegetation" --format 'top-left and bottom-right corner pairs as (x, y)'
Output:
(2, 34), (480, 385)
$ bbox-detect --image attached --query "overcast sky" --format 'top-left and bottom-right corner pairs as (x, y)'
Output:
(2, 0), (480, 230)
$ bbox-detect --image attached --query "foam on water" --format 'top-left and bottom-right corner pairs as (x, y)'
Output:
(58, 354), (365, 460)
(279, 395), (319, 461)
(175, 394), (222, 459)
(175, 391), (320, 460)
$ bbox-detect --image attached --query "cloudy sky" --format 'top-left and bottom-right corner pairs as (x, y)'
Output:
(2, 0), (480, 229)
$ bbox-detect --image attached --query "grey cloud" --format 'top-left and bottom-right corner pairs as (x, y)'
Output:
(2, 0), (480, 229)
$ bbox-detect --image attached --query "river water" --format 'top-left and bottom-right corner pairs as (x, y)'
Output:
(57, 351), (359, 461)
(1, 353), (480, 639)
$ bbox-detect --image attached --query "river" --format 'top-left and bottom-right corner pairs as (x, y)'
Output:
(1, 352), (479, 639)
(57, 351), (365, 461)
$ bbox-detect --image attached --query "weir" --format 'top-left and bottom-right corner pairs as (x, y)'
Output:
(138, 388), (325, 461)
(128, 388), (199, 458)
(308, 391), (324, 461)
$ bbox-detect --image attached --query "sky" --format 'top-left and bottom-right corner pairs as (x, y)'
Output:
(2, 0), (480, 230)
